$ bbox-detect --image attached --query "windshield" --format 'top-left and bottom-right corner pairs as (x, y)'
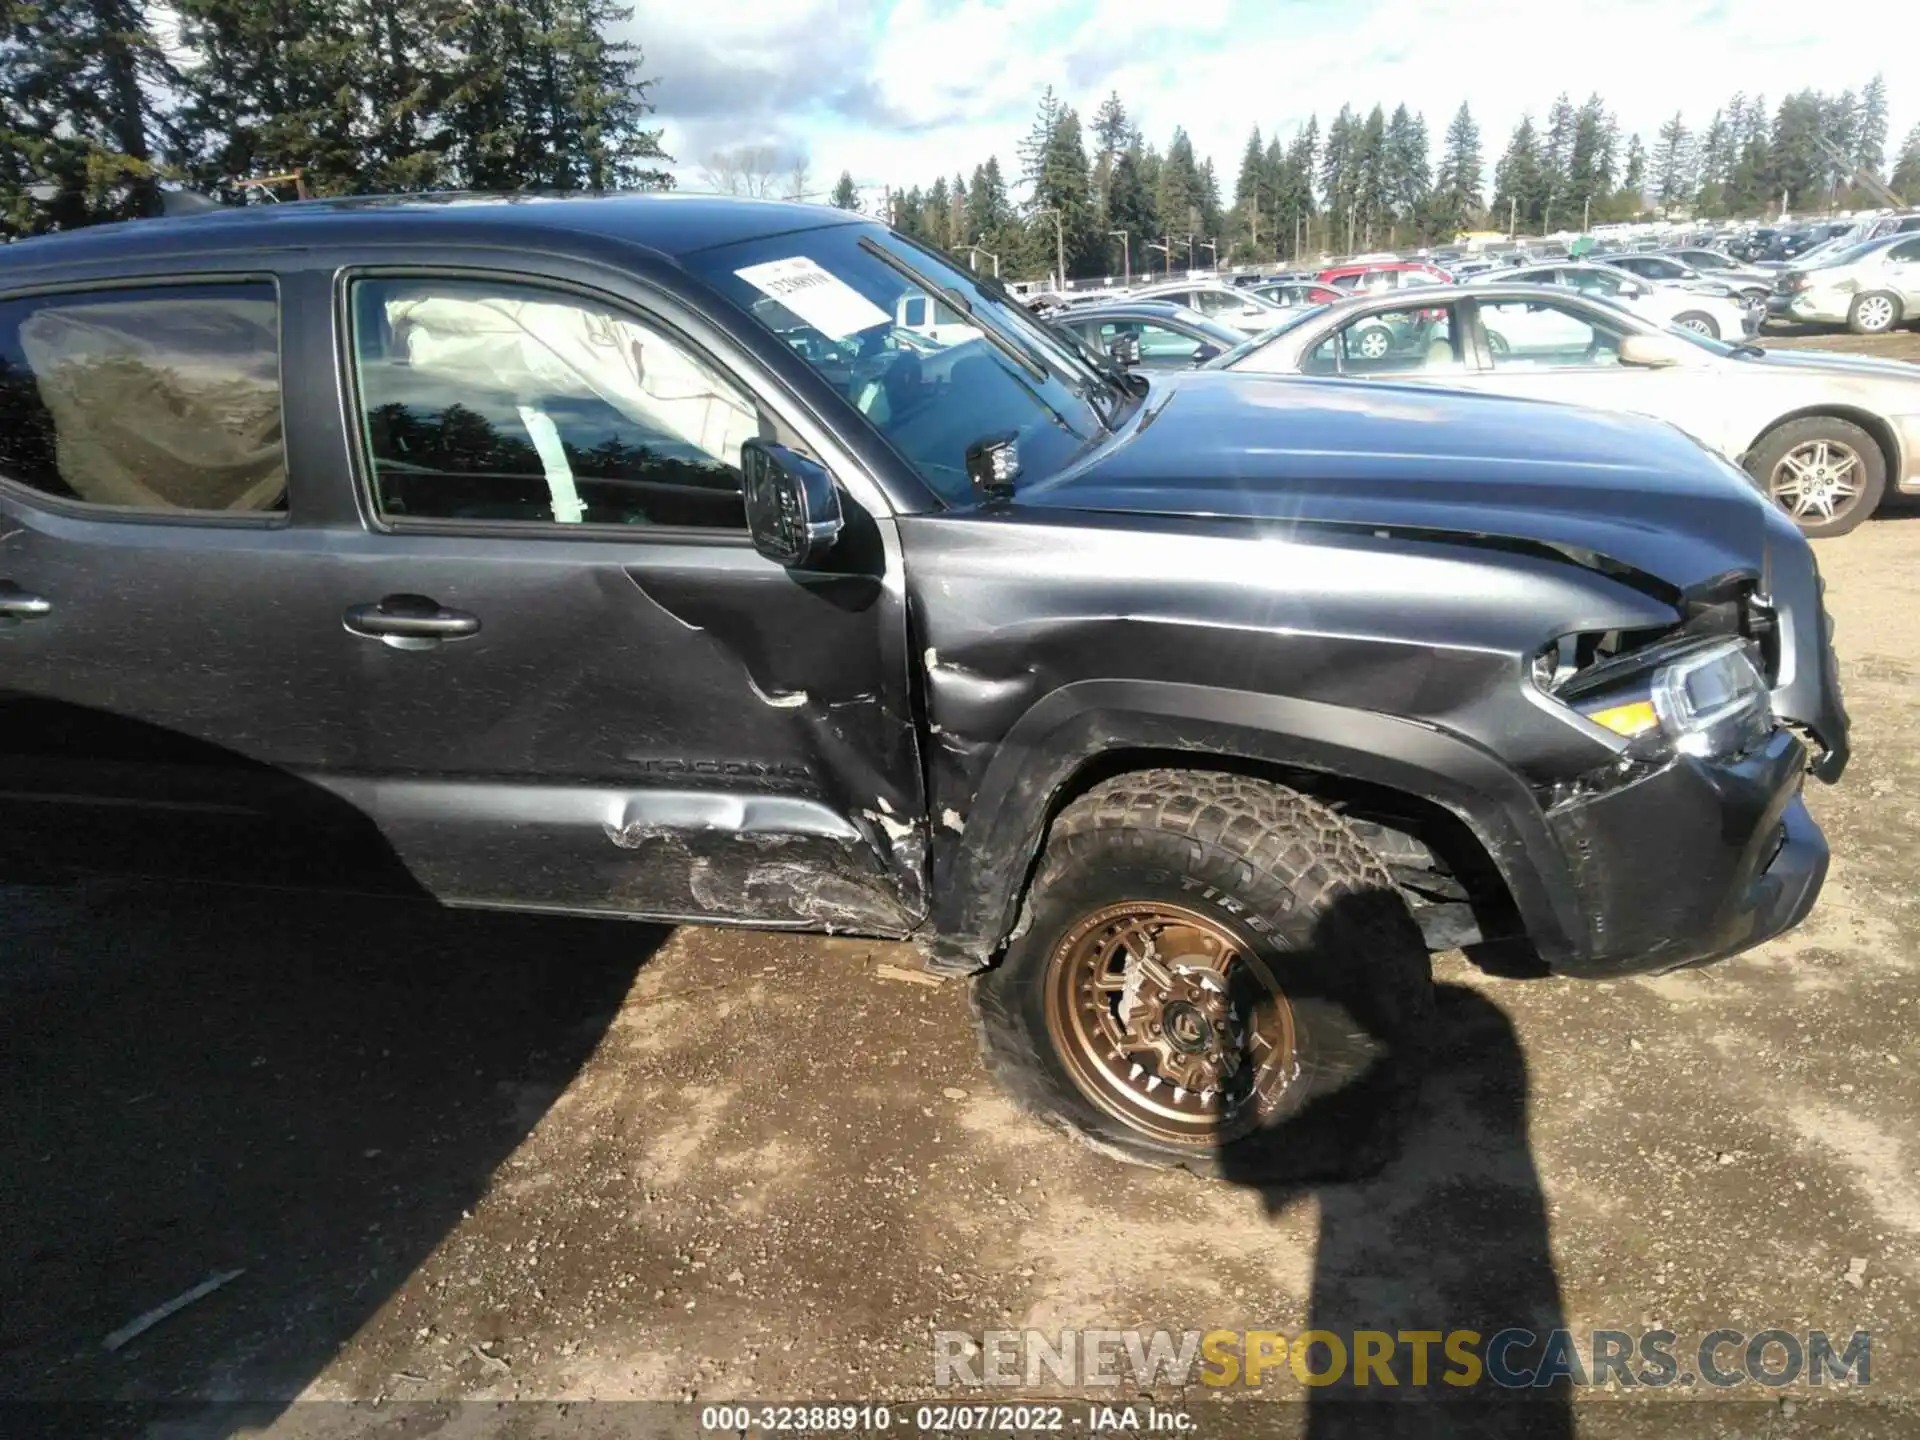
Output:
(1204, 306), (1327, 368)
(1811, 237), (1893, 269)
(683, 223), (1115, 505)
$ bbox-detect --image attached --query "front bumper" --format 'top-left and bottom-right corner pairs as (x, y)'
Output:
(1542, 729), (1828, 977)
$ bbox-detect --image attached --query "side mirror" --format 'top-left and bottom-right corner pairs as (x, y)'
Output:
(1619, 333), (1695, 369)
(1190, 342), (1222, 366)
(1107, 333), (1142, 367)
(741, 439), (843, 568)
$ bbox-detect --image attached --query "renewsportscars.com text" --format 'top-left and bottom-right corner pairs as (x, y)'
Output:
(934, 1328), (1871, 1390)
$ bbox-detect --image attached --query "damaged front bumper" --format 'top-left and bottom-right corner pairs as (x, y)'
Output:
(1542, 728), (1828, 977)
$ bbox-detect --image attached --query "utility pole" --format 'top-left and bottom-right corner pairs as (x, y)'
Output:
(967, 239), (1000, 278)
(1035, 207), (1065, 289)
(1509, 195), (1517, 239)
(1583, 195), (1592, 232)
(1109, 229), (1130, 285)
(1145, 239), (1171, 281)
(1199, 238), (1218, 269)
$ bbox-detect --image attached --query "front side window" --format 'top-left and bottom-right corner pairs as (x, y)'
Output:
(1565, 268), (1626, 297)
(682, 223), (1110, 504)
(348, 278), (759, 530)
(0, 282), (285, 514)
(1480, 298), (1626, 370)
(1887, 238), (1920, 264)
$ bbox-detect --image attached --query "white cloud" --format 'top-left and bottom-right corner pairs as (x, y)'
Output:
(634, 0), (1918, 208)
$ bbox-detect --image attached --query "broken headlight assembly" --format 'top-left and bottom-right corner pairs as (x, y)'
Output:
(1535, 635), (1774, 764)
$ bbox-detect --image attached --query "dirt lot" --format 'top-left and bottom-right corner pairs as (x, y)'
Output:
(4, 328), (1920, 1438)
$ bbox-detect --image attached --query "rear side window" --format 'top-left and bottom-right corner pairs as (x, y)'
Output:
(1888, 238), (1920, 263)
(0, 282), (285, 514)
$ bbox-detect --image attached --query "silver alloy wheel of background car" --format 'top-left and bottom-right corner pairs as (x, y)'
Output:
(1354, 326), (1392, 360)
(1851, 293), (1897, 334)
(1674, 313), (1716, 335)
(1770, 438), (1864, 525)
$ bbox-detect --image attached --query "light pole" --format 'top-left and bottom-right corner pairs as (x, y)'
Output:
(1034, 207), (1065, 290)
(967, 238), (1000, 278)
(1185, 232), (1195, 270)
(1109, 229), (1130, 285)
(1509, 196), (1518, 239)
(1198, 238), (1219, 270)
(1583, 195), (1592, 233)
(1145, 239), (1171, 281)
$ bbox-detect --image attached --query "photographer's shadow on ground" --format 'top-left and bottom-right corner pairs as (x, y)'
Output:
(1216, 890), (1571, 1440)
(0, 850), (659, 1426)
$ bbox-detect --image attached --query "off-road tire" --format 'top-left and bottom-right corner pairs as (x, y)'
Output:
(1744, 415), (1886, 538)
(1848, 291), (1901, 336)
(972, 770), (1434, 1180)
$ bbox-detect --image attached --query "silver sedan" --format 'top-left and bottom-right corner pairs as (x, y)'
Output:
(1214, 283), (1920, 536)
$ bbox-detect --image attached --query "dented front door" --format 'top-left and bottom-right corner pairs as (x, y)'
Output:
(318, 266), (926, 933)
(328, 530), (924, 932)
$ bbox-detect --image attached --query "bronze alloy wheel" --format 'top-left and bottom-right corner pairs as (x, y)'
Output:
(1042, 900), (1297, 1148)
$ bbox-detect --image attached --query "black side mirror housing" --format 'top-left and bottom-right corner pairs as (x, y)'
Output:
(1107, 333), (1142, 367)
(741, 439), (843, 569)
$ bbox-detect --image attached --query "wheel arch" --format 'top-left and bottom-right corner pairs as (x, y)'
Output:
(1740, 405), (1902, 484)
(923, 680), (1583, 974)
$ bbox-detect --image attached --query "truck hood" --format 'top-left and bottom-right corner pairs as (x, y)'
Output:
(1017, 371), (1850, 777)
(1019, 370), (1773, 591)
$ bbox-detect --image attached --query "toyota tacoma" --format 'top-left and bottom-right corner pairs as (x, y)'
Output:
(0, 195), (1847, 1173)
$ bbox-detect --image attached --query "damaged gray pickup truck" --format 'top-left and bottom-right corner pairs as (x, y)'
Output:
(0, 195), (1848, 1173)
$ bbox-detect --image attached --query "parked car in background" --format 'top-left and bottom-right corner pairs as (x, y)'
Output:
(1125, 279), (1289, 333)
(1466, 261), (1753, 340)
(1773, 232), (1920, 335)
(1316, 260), (1451, 292)
(1215, 282), (1920, 536)
(1661, 247), (1779, 290)
(1601, 252), (1771, 307)
(1250, 279), (1343, 308)
(0, 193), (1849, 1174)
(1051, 301), (1245, 370)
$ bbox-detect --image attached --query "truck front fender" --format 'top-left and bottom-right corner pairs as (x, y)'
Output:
(924, 679), (1584, 973)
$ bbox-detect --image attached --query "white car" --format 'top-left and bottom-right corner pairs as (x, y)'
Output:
(1216, 282), (1920, 536)
(1122, 281), (1288, 334)
(1466, 261), (1754, 341)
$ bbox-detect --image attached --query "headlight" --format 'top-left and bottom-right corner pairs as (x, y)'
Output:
(1536, 637), (1772, 761)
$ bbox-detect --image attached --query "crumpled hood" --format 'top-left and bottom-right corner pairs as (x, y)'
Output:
(1019, 370), (1773, 590)
(1016, 370), (1847, 779)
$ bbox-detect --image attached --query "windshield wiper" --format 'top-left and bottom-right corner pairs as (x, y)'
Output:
(856, 236), (1050, 385)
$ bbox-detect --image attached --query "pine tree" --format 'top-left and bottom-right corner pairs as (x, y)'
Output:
(948, 170), (968, 248)
(1565, 95), (1615, 228)
(0, 0), (178, 236)
(1429, 102), (1483, 240)
(829, 170), (861, 210)
(1383, 105), (1429, 243)
(1233, 127), (1266, 256)
(1649, 111), (1694, 211)
(1617, 134), (1647, 215)
(1891, 122), (1920, 200)
(1106, 142), (1153, 273)
(1541, 92), (1577, 230)
(1766, 91), (1826, 210)
(1492, 115), (1548, 233)
(1017, 85), (1063, 197)
(1320, 105), (1356, 240)
(1157, 127), (1201, 241)
(1091, 92), (1129, 162)
(1856, 74), (1890, 177)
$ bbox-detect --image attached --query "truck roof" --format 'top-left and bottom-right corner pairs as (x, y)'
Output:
(0, 192), (865, 275)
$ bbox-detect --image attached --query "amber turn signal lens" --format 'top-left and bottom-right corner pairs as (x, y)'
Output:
(1589, 699), (1660, 738)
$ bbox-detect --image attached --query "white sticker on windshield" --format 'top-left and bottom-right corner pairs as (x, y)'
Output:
(734, 256), (891, 339)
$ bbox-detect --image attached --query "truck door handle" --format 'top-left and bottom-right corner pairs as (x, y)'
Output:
(0, 584), (51, 621)
(343, 595), (480, 649)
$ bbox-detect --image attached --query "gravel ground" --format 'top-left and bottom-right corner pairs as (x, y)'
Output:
(4, 327), (1919, 1438)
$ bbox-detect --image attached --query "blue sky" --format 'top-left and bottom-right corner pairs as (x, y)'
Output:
(630, 0), (1915, 210)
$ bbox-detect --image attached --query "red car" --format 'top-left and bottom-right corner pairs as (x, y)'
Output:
(1316, 260), (1452, 292)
